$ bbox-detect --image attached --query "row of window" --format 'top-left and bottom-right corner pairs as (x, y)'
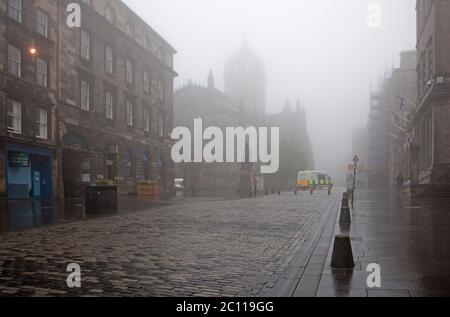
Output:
(80, 29), (165, 100)
(79, 0), (167, 63)
(5, 96), (164, 140)
(7, 44), (48, 87)
(6, 0), (167, 98)
(79, 79), (164, 136)
(8, 0), (170, 66)
(7, 99), (48, 140)
(8, 0), (49, 37)
(5, 44), (164, 137)
(6, 40), (164, 101)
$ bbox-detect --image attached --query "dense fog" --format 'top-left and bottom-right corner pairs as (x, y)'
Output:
(124, 0), (416, 184)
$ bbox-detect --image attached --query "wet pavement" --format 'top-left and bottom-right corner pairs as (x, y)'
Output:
(0, 197), (170, 233)
(1, 190), (449, 297)
(283, 190), (450, 297)
(0, 200), (64, 233)
(0, 191), (338, 297)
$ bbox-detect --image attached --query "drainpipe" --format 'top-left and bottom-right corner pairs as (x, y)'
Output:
(55, 1), (63, 213)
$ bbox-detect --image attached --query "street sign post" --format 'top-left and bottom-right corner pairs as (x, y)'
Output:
(352, 155), (359, 208)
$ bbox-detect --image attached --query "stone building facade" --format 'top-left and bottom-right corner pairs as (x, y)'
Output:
(264, 101), (314, 190)
(411, 0), (450, 196)
(174, 42), (314, 197)
(174, 42), (267, 199)
(0, 0), (59, 208)
(1, 0), (177, 212)
(367, 88), (389, 189)
(174, 72), (261, 199)
(386, 51), (417, 190)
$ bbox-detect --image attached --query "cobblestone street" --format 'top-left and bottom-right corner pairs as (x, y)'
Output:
(0, 192), (339, 297)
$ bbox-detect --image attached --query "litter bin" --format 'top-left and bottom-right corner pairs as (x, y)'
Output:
(85, 185), (118, 214)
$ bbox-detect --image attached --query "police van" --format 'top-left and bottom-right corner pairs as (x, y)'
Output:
(297, 171), (333, 192)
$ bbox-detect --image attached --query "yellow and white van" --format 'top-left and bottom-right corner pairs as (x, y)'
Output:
(297, 171), (333, 191)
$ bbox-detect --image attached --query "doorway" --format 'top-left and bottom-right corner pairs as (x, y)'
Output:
(62, 149), (83, 199)
(5, 146), (53, 202)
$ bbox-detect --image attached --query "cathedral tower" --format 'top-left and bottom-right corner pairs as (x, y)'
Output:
(224, 40), (266, 115)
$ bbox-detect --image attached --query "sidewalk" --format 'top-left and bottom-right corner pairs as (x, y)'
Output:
(310, 190), (450, 297)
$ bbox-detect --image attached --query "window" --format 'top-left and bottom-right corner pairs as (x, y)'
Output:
(126, 101), (134, 126)
(105, 6), (114, 24)
(8, 0), (22, 22)
(80, 79), (90, 110)
(158, 80), (164, 101)
(105, 46), (114, 74)
(145, 37), (151, 51)
(143, 71), (150, 94)
(105, 90), (114, 119)
(37, 10), (48, 37)
(125, 23), (133, 38)
(36, 108), (48, 139)
(8, 45), (21, 77)
(7, 100), (22, 134)
(36, 58), (48, 87)
(80, 30), (90, 60)
(126, 60), (133, 85)
(158, 115), (164, 137)
(144, 108), (150, 132)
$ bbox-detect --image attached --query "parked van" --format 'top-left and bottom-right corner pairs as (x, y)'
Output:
(297, 171), (333, 192)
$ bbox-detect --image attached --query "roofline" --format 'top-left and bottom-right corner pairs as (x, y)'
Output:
(119, 0), (177, 54)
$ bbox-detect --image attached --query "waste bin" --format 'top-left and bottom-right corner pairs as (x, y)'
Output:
(85, 185), (118, 214)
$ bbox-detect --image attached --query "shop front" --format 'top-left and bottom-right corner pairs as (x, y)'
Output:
(5, 144), (53, 203)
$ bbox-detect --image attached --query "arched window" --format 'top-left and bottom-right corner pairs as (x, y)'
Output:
(105, 6), (114, 24)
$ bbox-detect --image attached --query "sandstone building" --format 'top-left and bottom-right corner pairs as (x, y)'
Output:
(0, 0), (177, 215)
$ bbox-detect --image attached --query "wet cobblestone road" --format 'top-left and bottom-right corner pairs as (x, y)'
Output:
(0, 192), (338, 297)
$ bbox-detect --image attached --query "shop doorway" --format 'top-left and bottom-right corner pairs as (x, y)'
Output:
(5, 146), (53, 203)
(62, 149), (83, 200)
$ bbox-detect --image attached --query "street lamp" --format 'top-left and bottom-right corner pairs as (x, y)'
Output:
(352, 155), (359, 208)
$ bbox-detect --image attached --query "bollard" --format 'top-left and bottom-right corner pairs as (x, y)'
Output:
(342, 195), (349, 209)
(339, 206), (351, 224)
(331, 234), (355, 269)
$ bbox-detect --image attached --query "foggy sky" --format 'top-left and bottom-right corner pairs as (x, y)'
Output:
(124, 0), (416, 184)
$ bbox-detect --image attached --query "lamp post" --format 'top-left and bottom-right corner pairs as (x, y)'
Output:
(352, 155), (359, 208)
